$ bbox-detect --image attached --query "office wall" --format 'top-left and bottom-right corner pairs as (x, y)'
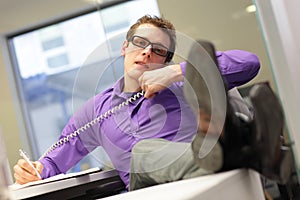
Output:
(0, 0), (273, 177)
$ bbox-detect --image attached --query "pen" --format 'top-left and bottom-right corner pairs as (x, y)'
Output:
(19, 149), (42, 179)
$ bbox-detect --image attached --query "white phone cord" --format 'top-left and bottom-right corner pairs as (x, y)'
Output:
(40, 90), (145, 158)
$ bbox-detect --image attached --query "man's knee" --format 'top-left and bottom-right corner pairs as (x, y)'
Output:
(132, 139), (169, 154)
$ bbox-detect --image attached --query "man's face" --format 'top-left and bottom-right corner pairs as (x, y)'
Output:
(121, 24), (171, 81)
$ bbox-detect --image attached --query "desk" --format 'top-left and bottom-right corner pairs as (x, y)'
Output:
(101, 169), (265, 200)
(11, 169), (125, 200)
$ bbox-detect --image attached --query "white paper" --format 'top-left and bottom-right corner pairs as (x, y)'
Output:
(9, 167), (101, 190)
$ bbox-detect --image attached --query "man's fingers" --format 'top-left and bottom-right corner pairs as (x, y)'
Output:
(14, 165), (40, 184)
(14, 159), (41, 184)
(33, 161), (43, 174)
(17, 159), (31, 173)
(17, 159), (35, 174)
(144, 85), (158, 98)
(14, 172), (36, 185)
(141, 84), (147, 92)
(14, 173), (26, 185)
(144, 90), (156, 98)
(144, 84), (167, 98)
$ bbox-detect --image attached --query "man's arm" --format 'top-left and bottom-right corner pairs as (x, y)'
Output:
(39, 116), (91, 179)
(39, 96), (100, 178)
(216, 50), (260, 89)
(180, 50), (260, 89)
(13, 97), (98, 184)
(139, 65), (183, 98)
(139, 50), (260, 98)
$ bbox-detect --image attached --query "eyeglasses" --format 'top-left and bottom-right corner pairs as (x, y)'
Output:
(129, 35), (170, 57)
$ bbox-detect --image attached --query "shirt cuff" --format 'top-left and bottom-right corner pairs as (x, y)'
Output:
(180, 62), (187, 77)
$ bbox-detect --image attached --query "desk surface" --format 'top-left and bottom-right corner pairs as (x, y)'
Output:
(10, 169), (265, 200)
(101, 169), (265, 200)
(10, 169), (124, 200)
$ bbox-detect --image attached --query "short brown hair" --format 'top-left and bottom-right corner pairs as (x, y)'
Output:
(126, 15), (176, 62)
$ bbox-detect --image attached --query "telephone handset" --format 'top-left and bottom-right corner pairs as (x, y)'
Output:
(41, 90), (145, 158)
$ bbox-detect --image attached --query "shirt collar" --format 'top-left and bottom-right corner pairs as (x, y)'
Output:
(111, 77), (144, 103)
(112, 77), (125, 97)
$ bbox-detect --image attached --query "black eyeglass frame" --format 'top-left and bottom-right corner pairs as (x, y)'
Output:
(129, 35), (174, 63)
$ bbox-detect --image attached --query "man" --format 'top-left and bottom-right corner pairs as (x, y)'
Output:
(129, 40), (293, 191)
(13, 15), (260, 189)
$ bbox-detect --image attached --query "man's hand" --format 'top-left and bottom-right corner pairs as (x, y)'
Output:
(13, 159), (43, 184)
(139, 64), (183, 98)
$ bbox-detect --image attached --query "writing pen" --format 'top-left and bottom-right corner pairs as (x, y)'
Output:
(19, 149), (42, 179)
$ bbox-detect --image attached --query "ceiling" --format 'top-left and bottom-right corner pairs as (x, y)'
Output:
(0, 0), (255, 35)
(0, 0), (94, 34)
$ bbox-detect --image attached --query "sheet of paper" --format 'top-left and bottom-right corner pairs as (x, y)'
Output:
(9, 167), (101, 190)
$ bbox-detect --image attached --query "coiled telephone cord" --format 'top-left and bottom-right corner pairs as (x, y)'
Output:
(40, 90), (145, 158)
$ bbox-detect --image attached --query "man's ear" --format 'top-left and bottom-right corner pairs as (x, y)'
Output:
(121, 41), (129, 57)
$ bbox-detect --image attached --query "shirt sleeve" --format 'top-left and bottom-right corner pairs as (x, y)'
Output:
(179, 50), (260, 89)
(39, 97), (100, 178)
(216, 50), (260, 89)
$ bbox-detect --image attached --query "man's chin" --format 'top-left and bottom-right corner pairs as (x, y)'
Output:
(126, 69), (144, 79)
(124, 70), (144, 82)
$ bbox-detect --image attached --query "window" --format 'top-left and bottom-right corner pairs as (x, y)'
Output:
(46, 53), (69, 68)
(41, 36), (64, 51)
(40, 26), (65, 51)
(6, 0), (160, 172)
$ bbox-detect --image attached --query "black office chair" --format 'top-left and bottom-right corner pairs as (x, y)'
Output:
(238, 84), (300, 200)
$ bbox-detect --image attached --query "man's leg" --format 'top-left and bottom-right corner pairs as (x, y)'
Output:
(129, 138), (222, 191)
(184, 41), (293, 184)
(191, 87), (254, 173)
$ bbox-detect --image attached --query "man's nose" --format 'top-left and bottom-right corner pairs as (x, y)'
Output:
(142, 45), (152, 57)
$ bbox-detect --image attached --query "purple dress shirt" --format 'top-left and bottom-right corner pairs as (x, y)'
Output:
(39, 50), (260, 189)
